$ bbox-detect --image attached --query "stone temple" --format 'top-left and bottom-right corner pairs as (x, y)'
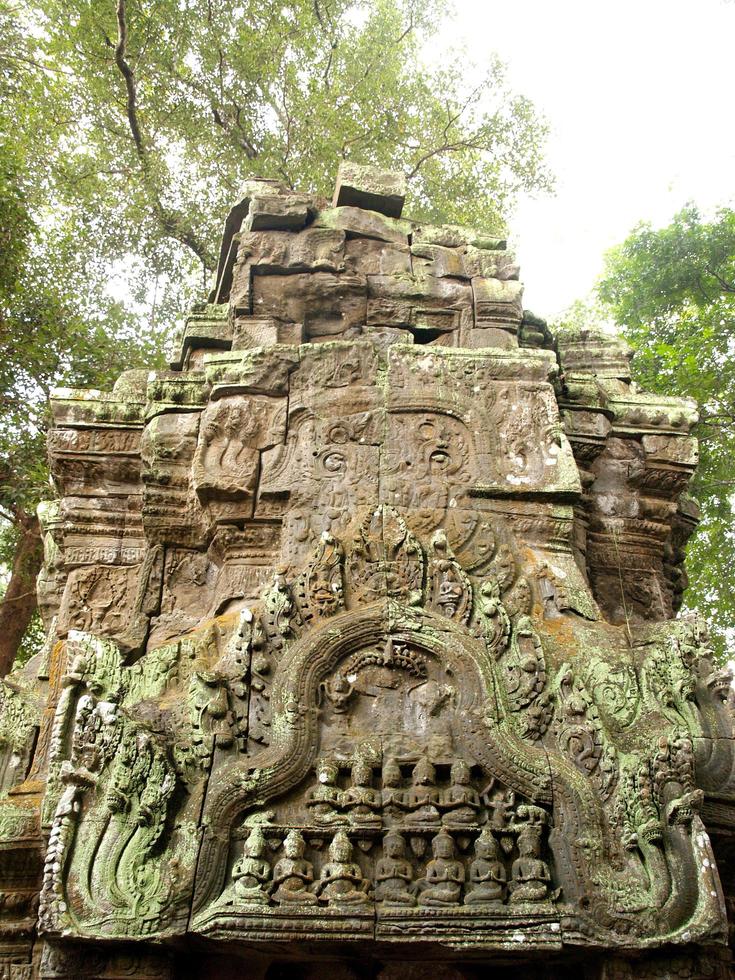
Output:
(1, 162), (734, 979)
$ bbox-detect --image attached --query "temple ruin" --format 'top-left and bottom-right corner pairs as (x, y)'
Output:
(1, 162), (734, 978)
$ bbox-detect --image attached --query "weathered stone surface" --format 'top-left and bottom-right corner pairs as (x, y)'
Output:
(345, 238), (412, 276)
(413, 222), (506, 250)
(472, 277), (524, 332)
(231, 315), (303, 349)
(315, 205), (413, 244)
(170, 304), (231, 370)
(2, 159), (734, 979)
(253, 271), (367, 339)
(332, 161), (407, 218)
(241, 227), (347, 273)
(244, 193), (316, 231)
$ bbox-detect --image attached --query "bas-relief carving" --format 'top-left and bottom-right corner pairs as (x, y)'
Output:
(3, 162), (734, 977)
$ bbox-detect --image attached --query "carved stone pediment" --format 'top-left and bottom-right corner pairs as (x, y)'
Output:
(3, 163), (734, 979)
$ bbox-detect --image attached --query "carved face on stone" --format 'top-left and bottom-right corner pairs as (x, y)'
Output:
(244, 827), (267, 858)
(284, 829), (305, 858)
(450, 759), (471, 785)
(352, 761), (372, 787)
(412, 758), (436, 786)
(475, 830), (499, 860)
(329, 831), (353, 862)
(382, 758), (402, 787)
(518, 831), (541, 858)
(317, 760), (338, 785)
(384, 832), (406, 858)
(432, 831), (456, 860)
(437, 562), (464, 615)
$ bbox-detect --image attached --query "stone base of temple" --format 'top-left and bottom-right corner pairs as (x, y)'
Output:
(13, 940), (732, 980)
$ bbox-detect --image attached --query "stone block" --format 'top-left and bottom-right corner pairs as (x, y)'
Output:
(467, 326), (518, 349)
(472, 277), (524, 329)
(345, 237), (412, 276)
(410, 242), (467, 279)
(170, 305), (232, 370)
(315, 206), (412, 244)
(555, 325), (633, 380)
(204, 346), (299, 397)
(229, 255), (252, 315)
(332, 160), (406, 217)
(252, 272), (367, 339)
(243, 193), (314, 231)
(461, 245), (520, 280)
(231, 316), (280, 349)
(413, 222), (506, 250)
(362, 325), (415, 348)
(240, 228), (346, 273)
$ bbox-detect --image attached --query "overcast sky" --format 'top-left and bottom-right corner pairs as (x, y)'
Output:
(441, 0), (735, 317)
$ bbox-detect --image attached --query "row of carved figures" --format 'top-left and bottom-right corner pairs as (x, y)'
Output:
(307, 756), (501, 829)
(223, 826), (553, 909)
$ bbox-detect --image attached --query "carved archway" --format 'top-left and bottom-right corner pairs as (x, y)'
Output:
(192, 598), (552, 914)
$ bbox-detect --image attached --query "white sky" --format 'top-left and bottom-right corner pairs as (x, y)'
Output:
(443, 0), (735, 317)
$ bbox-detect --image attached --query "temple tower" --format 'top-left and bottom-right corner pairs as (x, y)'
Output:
(1, 163), (733, 979)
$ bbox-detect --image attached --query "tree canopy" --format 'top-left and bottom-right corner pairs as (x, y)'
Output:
(598, 204), (735, 660)
(0, 0), (552, 672)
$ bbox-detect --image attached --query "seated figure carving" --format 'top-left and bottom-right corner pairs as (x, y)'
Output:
(404, 757), (441, 826)
(232, 826), (271, 905)
(316, 830), (372, 906)
(509, 828), (551, 903)
(416, 829), (465, 906)
(375, 831), (415, 906)
(343, 760), (382, 827)
(271, 829), (318, 905)
(441, 759), (480, 827)
(464, 828), (506, 905)
(306, 759), (345, 826)
(381, 757), (406, 823)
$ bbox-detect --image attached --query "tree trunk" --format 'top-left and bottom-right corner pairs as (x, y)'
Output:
(0, 510), (42, 676)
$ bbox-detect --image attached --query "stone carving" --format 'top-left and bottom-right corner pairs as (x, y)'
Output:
(404, 759), (442, 827)
(375, 831), (415, 905)
(496, 615), (552, 740)
(415, 830), (464, 907)
(343, 759), (382, 827)
(552, 665), (617, 799)
(315, 831), (372, 906)
(347, 506), (424, 605)
(271, 829), (318, 905)
(231, 827), (271, 904)
(441, 759), (481, 827)
(0, 680), (39, 795)
(428, 530), (473, 623)
(2, 160), (733, 977)
(464, 828), (506, 905)
(295, 532), (345, 622)
(306, 759), (346, 826)
(509, 824), (551, 904)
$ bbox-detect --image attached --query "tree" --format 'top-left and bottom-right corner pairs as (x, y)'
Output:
(0, 1), (167, 673)
(0, 157), (165, 675)
(598, 204), (735, 660)
(30, 0), (551, 281)
(0, 0), (552, 673)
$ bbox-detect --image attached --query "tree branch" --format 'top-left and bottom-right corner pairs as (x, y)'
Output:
(705, 266), (735, 294)
(110, 0), (215, 270)
(114, 0), (146, 165)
